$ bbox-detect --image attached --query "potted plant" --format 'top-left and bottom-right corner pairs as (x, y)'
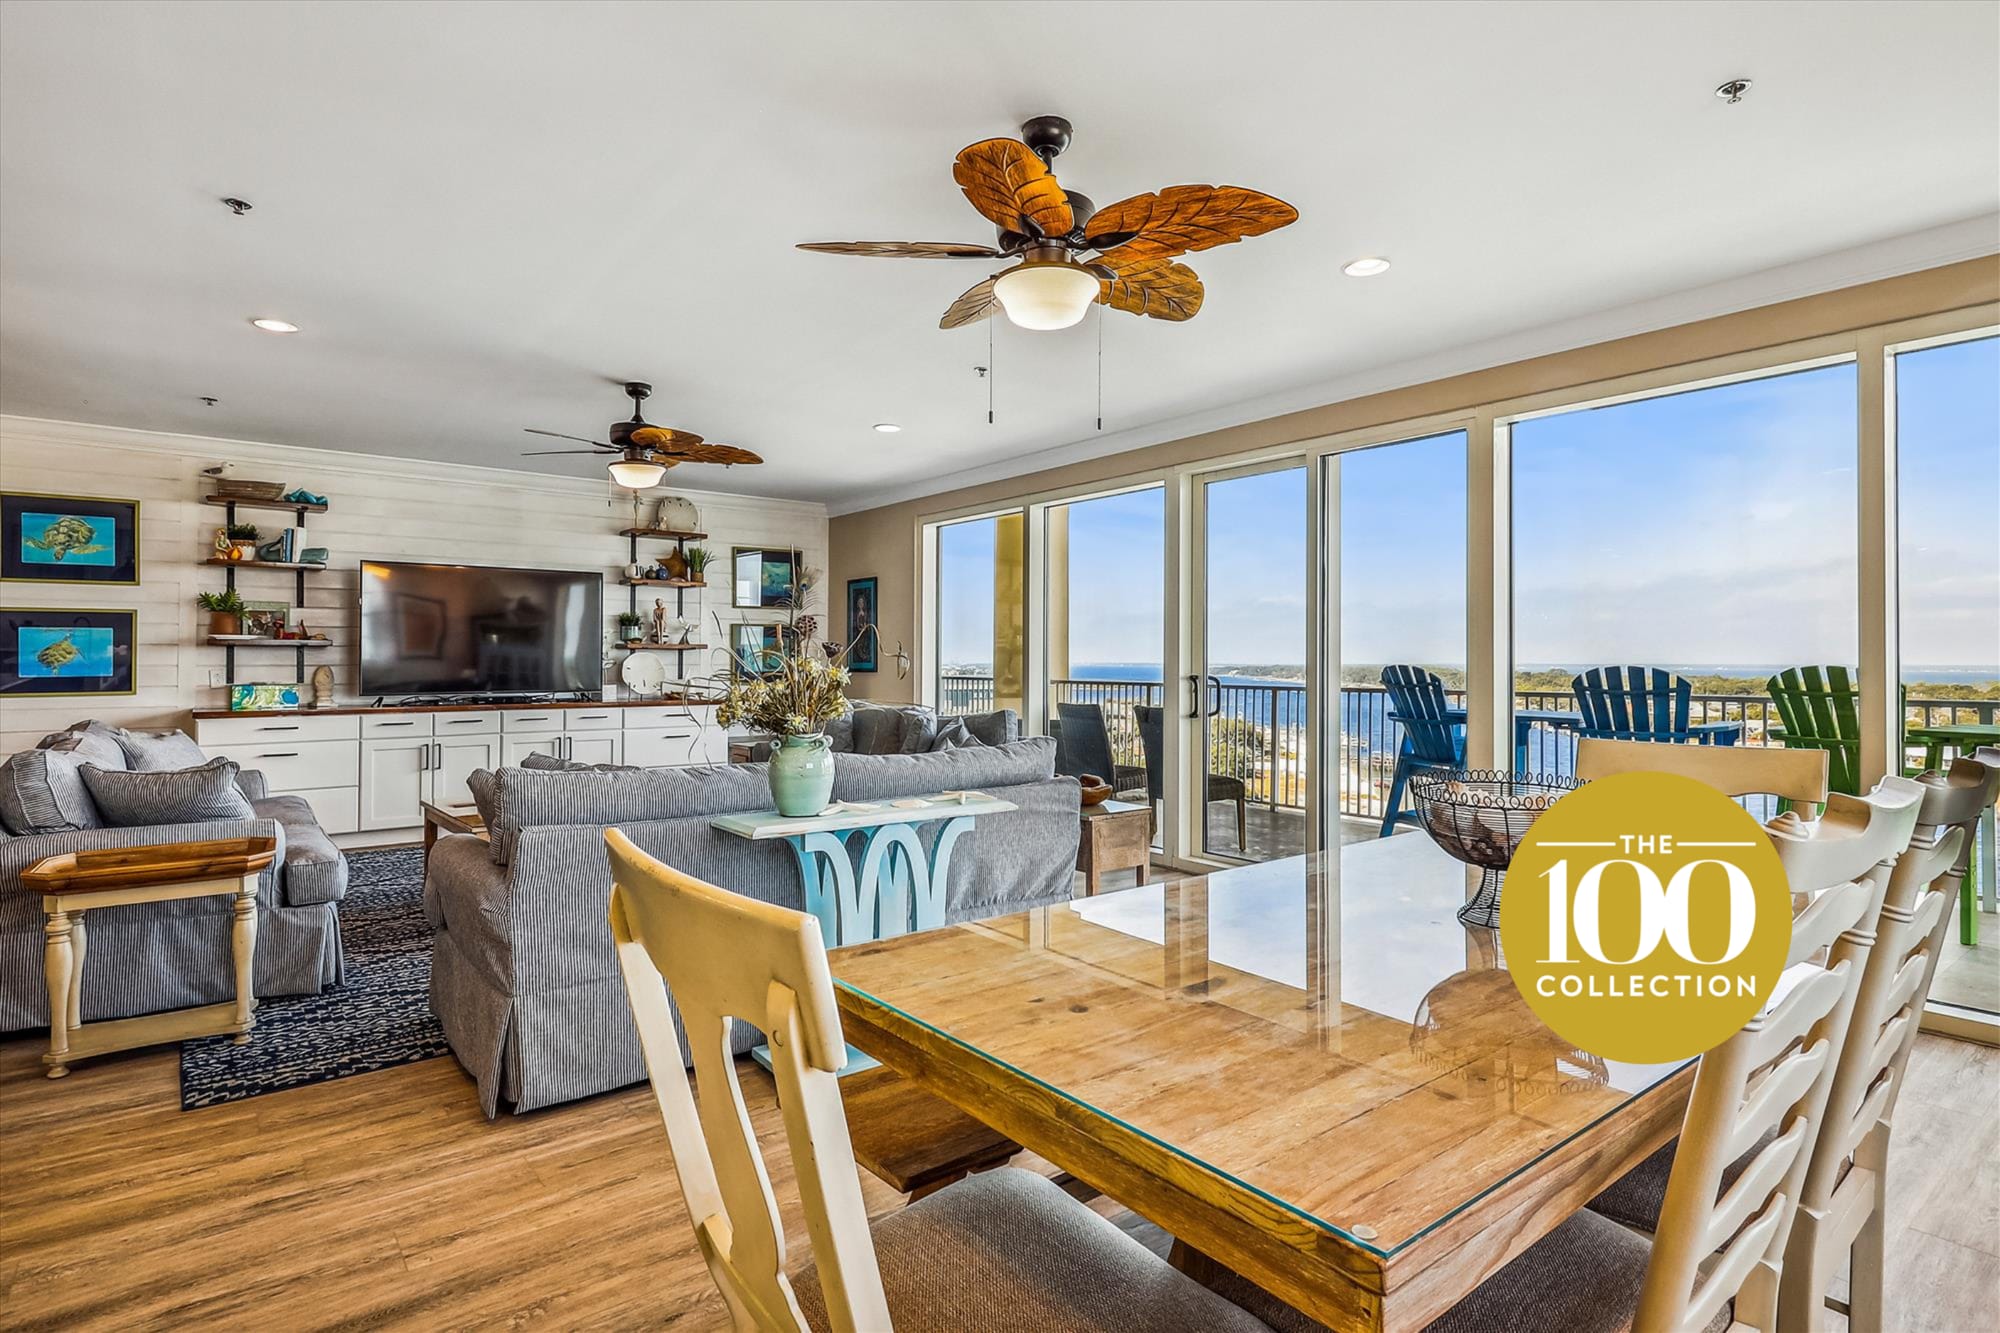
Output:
(683, 544), (712, 583)
(198, 588), (246, 635)
(226, 523), (260, 560)
(616, 610), (643, 643)
(715, 647), (850, 816)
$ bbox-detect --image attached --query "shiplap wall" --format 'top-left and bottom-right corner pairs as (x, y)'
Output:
(0, 415), (826, 754)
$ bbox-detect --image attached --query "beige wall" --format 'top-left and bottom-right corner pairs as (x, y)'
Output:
(829, 257), (2000, 701)
(0, 416), (826, 752)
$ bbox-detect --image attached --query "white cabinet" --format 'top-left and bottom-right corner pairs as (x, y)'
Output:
(359, 735), (432, 831)
(503, 734), (566, 767)
(433, 732), (500, 807)
(566, 731), (623, 765)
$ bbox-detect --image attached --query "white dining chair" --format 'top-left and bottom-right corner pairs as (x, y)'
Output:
(602, 828), (1274, 1333)
(1777, 747), (2000, 1333)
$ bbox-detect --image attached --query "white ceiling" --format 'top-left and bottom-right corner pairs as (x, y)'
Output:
(2, 1), (1995, 511)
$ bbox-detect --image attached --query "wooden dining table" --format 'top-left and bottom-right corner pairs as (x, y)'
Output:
(828, 834), (1694, 1332)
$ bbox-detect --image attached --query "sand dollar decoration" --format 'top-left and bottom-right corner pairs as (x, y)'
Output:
(1500, 771), (1793, 1065)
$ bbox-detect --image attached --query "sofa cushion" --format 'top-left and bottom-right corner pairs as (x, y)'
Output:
(830, 737), (1057, 802)
(80, 757), (255, 827)
(519, 751), (642, 773)
(251, 794), (348, 906)
(959, 708), (1023, 747)
(847, 704), (906, 755)
(929, 717), (980, 751)
(0, 746), (107, 834)
(897, 706), (939, 753)
(484, 762), (776, 864)
(113, 727), (208, 771)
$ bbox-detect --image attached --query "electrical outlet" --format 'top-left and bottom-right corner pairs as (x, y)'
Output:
(209, 669), (229, 688)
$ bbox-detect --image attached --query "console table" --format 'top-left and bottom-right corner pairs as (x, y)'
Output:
(21, 836), (274, 1079)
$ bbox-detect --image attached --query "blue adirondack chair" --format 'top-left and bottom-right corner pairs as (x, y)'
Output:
(1379, 666), (1465, 836)
(1570, 666), (1743, 745)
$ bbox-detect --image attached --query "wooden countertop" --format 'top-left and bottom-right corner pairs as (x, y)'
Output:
(190, 696), (720, 720)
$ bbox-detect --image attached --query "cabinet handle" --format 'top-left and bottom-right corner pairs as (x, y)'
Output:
(377, 720), (415, 727)
(258, 751), (300, 758)
(431, 742), (442, 770)
(258, 725), (300, 732)
(446, 718), (481, 725)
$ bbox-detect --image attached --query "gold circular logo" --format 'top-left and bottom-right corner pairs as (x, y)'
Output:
(1500, 771), (1792, 1064)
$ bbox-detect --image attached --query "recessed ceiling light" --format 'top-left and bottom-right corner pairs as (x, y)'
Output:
(1341, 257), (1391, 278)
(250, 318), (299, 333)
(873, 422), (902, 434)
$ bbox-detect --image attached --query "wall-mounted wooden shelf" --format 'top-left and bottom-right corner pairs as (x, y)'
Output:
(621, 641), (710, 652)
(206, 637), (334, 649)
(203, 558), (332, 571)
(618, 527), (708, 541)
(201, 495), (328, 514)
(622, 577), (706, 588)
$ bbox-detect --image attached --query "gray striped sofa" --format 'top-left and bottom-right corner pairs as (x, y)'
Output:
(0, 724), (348, 1033)
(426, 737), (1080, 1117)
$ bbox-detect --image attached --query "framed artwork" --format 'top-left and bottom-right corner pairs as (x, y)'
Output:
(2, 492), (140, 585)
(846, 577), (878, 672)
(1, 607), (136, 698)
(731, 547), (796, 608)
(240, 600), (289, 639)
(729, 622), (783, 677)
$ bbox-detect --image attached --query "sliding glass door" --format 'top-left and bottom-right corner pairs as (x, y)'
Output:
(1194, 463), (1309, 863)
(932, 510), (1024, 717)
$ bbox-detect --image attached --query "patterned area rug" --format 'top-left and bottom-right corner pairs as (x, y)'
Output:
(179, 846), (450, 1110)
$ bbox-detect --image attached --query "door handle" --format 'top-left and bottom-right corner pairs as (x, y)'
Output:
(1183, 674), (1222, 718)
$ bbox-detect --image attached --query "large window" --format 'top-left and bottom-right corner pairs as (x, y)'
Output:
(934, 512), (1024, 716)
(1896, 333), (1999, 1018)
(1511, 362), (1860, 787)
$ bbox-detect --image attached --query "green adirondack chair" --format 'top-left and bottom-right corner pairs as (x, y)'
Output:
(1766, 666), (1863, 797)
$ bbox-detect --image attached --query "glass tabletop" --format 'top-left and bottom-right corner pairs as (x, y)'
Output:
(829, 834), (1687, 1257)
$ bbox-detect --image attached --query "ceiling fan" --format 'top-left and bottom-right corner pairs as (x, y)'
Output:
(522, 382), (762, 489)
(799, 115), (1298, 331)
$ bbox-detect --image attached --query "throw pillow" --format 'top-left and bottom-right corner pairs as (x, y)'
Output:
(114, 727), (209, 771)
(0, 747), (106, 835)
(79, 757), (255, 827)
(896, 705), (940, 754)
(37, 724), (130, 771)
(959, 708), (1022, 747)
(928, 717), (980, 751)
(519, 752), (642, 773)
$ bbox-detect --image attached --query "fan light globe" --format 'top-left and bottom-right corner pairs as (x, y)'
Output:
(607, 458), (666, 489)
(994, 262), (1099, 331)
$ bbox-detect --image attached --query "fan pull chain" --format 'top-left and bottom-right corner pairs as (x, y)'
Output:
(1096, 305), (1104, 432)
(987, 318), (995, 425)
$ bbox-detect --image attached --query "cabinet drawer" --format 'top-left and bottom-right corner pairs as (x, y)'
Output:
(360, 714), (433, 738)
(501, 711), (564, 734)
(432, 710), (502, 735)
(563, 709), (623, 732)
(620, 705), (709, 730)
(197, 713), (360, 746)
(223, 739), (360, 793)
(623, 729), (710, 768)
(287, 787), (360, 836)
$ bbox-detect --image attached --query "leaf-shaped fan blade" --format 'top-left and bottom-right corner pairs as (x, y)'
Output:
(523, 449), (619, 457)
(524, 428), (615, 448)
(939, 276), (999, 329)
(797, 241), (1003, 259)
(1084, 185), (1298, 262)
(672, 443), (763, 467)
(1098, 258), (1205, 323)
(628, 424), (706, 450)
(952, 138), (1072, 238)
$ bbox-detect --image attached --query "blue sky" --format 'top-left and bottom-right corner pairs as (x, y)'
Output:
(939, 338), (1997, 673)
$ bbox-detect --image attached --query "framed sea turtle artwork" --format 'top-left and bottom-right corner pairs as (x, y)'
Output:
(0, 608), (136, 698)
(1, 492), (140, 585)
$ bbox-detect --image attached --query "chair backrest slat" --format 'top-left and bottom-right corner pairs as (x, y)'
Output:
(1380, 665), (1461, 764)
(1576, 736), (1828, 804)
(1765, 666), (1863, 796)
(1634, 775), (1921, 1333)
(1572, 665), (1696, 743)
(606, 829), (891, 1333)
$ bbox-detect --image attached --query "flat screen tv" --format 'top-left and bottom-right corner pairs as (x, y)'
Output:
(359, 560), (602, 698)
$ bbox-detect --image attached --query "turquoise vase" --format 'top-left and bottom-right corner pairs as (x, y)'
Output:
(769, 733), (835, 817)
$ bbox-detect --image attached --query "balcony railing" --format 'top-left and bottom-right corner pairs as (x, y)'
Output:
(937, 672), (1995, 822)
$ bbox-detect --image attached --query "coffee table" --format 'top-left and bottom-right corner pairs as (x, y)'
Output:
(21, 836), (275, 1079)
(1076, 798), (1151, 895)
(421, 800), (488, 864)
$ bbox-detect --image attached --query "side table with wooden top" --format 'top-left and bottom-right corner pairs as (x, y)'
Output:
(1077, 798), (1152, 895)
(421, 800), (488, 864)
(20, 836), (275, 1079)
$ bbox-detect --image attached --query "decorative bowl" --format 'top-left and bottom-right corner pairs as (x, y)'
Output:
(1406, 768), (1581, 928)
(1077, 774), (1112, 806)
(215, 478), (287, 500)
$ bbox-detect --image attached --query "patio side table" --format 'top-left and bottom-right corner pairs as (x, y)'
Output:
(19, 836), (274, 1079)
(1905, 722), (2000, 942)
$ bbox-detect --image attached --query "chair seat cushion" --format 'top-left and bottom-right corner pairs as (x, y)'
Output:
(793, 1168), (1272, 1333)
(1586, 1126), (1776, 1234)
(250, 795), (348, 906)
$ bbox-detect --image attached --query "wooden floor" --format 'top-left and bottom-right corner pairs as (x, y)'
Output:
(1, 1022), (1994, 1330)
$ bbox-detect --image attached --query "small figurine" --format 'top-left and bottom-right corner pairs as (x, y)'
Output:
(309, 664), (335, 709)
(649, 598), (669, 643)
